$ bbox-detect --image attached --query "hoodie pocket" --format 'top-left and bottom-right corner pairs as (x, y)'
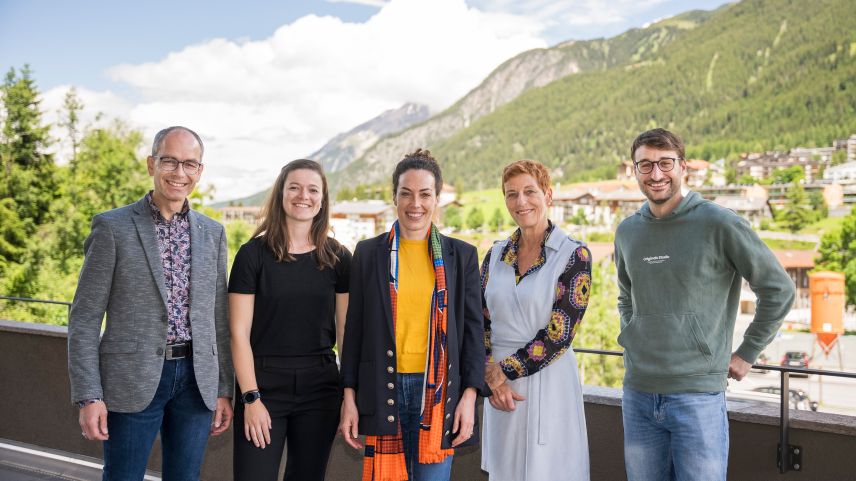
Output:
(617, 313), (713, 377)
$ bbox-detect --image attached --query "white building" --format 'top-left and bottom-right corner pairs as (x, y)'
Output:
(330, 200), (394, 250)
(823, 161), (856, 183)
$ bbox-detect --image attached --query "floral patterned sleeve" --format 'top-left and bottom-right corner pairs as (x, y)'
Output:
(499, 244), (592, 381)
(480, 249), (494, 363)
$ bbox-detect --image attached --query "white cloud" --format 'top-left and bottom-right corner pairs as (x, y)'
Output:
(99, 0), (545, 201)
(470, 0), (669, 34)
(41, 86), (134, 164)
(326, 0), (388, 6)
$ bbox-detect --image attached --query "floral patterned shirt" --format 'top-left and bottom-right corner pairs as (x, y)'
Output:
(480, 222), (592, 380)
(146, 191), (192, 344)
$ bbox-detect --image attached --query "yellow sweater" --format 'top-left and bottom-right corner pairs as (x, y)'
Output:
(396, 239), (433, 373)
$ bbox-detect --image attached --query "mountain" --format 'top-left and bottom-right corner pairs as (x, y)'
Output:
(331, 8), (719, 188)
(213, 103), (428, 207)
(312, 103), (429, 173)
(426, 0), (856, 188)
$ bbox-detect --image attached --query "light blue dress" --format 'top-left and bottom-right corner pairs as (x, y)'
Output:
(481, 228), (590, 481)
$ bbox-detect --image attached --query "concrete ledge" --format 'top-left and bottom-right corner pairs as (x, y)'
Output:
(584, 384), (856, 437)
(0, 319), (68, 338)
(3, 319), (855, 480)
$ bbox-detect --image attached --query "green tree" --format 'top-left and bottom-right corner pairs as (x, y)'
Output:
(570, 209), (588, 226)
(737, 174), (756, 185)
(489, 207), (504, 232)
(466, 207), (484, 231)
(59, 87), (83, 164)
(0, 197), (26, 266)
(1, 66), (58, 232)
(576, 259), (623, 388)
(454, 179), (466, 201)
(50, 122), (150, 268)
(781, 182), (812, 233)
(226, 220), (254, 272)
(771, 166), (805, 184)
(443, 205), (462, 231)
(808, 190), (828, 220)
(815, 206), (856, 308)
(336, 187), (354, 201)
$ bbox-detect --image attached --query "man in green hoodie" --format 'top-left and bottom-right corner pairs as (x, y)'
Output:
(614, 128), (795, 481)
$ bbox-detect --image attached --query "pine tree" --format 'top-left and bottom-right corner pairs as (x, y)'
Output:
(466, 207), (484, 231)
(443, 205), (462, 231)
(781, 181), (812, 233)
(815, 206), (856, 307)
(490, 207), (504, 233)
(59, 87), (83, 165)
(1, 66), (58, 232)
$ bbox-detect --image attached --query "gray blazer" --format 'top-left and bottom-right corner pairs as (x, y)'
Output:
(68, 196), (234, 412)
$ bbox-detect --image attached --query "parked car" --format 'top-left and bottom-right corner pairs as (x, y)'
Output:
(751, 353), (770, 374)
(752, 386), (819, 411)
(780, 351), (811, 377)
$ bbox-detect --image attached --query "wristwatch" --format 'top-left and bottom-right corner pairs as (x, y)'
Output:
(241, 390), (261, 404)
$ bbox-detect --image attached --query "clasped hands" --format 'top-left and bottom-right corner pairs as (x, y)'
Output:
(485, 362), (525, 412)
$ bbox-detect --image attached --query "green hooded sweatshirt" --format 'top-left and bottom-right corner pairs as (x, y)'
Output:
(614, 191), (795, 394)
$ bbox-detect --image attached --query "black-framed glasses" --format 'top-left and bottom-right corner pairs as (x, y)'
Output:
(156, 156), (202, 175)
(634, 157), (680, 174)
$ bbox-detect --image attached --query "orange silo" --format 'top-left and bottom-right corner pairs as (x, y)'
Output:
(809, 271), (845, 354)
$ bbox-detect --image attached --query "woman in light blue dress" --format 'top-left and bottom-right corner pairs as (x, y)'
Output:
(481, 160), (592, 481)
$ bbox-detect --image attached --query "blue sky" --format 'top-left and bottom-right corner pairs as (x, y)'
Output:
(0, 0), (731, 200)
(1, 0), (730, 92)
(0, 0), (379, 94)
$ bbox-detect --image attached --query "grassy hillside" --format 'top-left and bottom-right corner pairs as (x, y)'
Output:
(431, 0), (856, 187)
(333, 8), (718, 189)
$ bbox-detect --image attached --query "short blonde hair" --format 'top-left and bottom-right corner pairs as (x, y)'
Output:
(501, 160), (551, 194)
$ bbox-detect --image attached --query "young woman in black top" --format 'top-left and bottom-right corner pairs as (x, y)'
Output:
(229, 159), (350, 481)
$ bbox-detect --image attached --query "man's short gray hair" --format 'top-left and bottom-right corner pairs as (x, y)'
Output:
(151, 126), (205, 158)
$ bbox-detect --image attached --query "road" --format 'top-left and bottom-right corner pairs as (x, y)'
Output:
(730, 317), (855, 415)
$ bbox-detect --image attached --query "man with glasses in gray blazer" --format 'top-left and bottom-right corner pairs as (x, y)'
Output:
(68, 126), (234, 480)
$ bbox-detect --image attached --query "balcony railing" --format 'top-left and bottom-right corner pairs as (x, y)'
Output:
(575, 347), (856, 474)
(2, 298), (856, 479)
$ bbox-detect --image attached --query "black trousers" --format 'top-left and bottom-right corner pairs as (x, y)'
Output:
(233, 355), (341, 481)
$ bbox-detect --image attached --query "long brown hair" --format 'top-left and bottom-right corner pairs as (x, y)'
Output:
(253, 159), (343, 269)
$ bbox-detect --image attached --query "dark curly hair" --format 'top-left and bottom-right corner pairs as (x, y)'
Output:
(391, 148), (443, 196)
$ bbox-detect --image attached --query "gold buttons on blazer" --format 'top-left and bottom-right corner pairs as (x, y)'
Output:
(387, 399), (395, 406)
(387, 382), (394, 389)
(387, 366), (394, 374)
(387, 415), (395, 423)
(386, 350), (394, 358)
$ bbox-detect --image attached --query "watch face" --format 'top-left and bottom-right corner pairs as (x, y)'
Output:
(243, 391), (260, 403)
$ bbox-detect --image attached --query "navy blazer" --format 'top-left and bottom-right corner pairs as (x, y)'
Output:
(341, 231), (484, 448)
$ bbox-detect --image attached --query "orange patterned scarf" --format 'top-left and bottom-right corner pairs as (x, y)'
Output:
(362, 222), (453, 481)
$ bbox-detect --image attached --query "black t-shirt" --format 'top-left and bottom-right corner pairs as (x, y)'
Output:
(228, 237), (351, 357)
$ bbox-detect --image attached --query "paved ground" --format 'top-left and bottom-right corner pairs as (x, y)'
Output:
(730, 318), (856, 415)
(0, 441), (159, 481)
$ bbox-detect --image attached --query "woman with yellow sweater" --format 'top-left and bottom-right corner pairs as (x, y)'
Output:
(339, 149), (484, 481)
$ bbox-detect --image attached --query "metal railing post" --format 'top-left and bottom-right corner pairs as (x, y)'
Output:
(779, 370), (789, 473)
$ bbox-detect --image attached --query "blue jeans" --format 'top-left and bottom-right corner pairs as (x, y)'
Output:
(398, 373), (453, 481)
(622, 387), (728, 481)
(102, 358), (214, 481)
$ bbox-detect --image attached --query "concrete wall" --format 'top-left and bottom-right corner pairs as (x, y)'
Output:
(2, 320), (855, 480)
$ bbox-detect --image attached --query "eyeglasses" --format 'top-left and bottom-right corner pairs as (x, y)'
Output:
(634, 157), (680, 174)
(156, 156), (202, 175)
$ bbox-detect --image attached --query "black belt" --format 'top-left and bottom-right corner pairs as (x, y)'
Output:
(165, 342), (192, 360)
